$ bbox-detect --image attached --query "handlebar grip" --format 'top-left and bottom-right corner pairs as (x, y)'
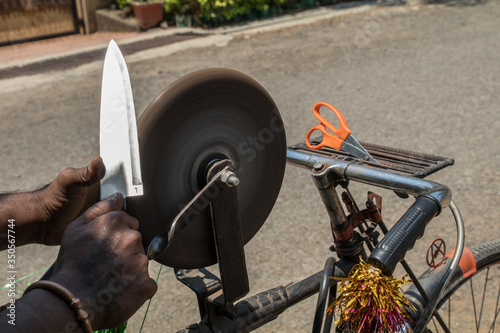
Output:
(368, 196), (439, 275)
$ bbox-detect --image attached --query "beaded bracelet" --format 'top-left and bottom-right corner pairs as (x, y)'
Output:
(23, 281), (93, 333)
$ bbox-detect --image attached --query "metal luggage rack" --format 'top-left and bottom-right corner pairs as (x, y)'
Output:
(290, 138), (455, 178)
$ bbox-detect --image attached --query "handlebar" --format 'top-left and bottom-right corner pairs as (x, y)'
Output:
(368, 196), (439, 275)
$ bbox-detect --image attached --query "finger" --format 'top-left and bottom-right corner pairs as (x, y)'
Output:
(108, 211), (139, 231)
(143, 276), (158, 300)
(79, 193), (124, 224)
(120, 229), (143, 255)
(136, 255), (158, 299)
(126, 215), (139, 231)
(80, 182), (100, 213)
(55, 156), (103, 189)
(81, 156), (104, 185)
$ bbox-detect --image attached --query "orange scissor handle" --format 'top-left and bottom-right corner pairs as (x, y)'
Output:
(305, 102), (351, 150)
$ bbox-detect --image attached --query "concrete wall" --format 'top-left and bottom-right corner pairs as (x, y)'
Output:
(82, 0), (114, 33)
(95, 8), (139, 32)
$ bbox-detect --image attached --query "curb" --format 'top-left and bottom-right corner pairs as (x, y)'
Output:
(0, 28), (207, 78)
(215, 1), (373, 36)
(0, 1), (375, 78)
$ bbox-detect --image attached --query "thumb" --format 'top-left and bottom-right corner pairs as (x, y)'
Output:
(80, 156), (104, 186)
(79, 192), (124, 224)
(56, 156), (104, 189)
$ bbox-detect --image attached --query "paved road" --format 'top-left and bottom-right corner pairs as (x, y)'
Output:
(0, 0), (499, 331)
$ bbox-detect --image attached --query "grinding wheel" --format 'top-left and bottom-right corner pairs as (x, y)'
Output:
(127, 68), (287, 269)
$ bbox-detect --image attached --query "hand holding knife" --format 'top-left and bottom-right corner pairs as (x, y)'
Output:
(40, 40), (144, 280)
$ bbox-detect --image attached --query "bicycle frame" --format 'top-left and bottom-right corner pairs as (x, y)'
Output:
(287, 147), (465, 332)
(177, 146), (465, 333)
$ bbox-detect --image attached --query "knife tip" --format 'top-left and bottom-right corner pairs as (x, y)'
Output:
(108, 39), (119, 50)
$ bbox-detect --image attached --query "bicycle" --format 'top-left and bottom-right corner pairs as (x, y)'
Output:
(168, 138), (500, 333)
(124, 68), (499, 333)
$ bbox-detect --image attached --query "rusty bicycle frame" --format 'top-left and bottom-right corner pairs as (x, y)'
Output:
(175, 144), (465, 333)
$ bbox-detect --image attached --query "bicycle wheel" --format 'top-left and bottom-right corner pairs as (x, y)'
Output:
(407, 239), (500, 332)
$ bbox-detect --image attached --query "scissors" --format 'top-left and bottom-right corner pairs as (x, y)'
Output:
(306, 102), (378, 163)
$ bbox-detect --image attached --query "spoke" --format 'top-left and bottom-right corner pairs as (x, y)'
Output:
(488, 283), (500, 333)
(472, 278), (479, 332)
(478, 268), (491, 332)
(431, 316), (439, 332)
(448, 297), (451, 330)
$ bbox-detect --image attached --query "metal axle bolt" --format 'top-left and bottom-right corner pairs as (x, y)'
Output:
(220, 171), (240, 187)
(313, 163), (325, 172)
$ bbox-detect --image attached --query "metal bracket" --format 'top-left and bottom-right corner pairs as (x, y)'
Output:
(175, 268), (222, 319)
(207, 160), (250, 306)
(171, 159), (250, 322)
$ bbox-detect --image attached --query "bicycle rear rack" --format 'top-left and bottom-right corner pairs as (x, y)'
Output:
(291, 139), (454, 178)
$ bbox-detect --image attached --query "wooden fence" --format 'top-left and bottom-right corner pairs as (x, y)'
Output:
(0, 0), (79, 45)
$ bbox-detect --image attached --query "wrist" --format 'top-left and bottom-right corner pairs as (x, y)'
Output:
(23, 281), (92, 333)
(14, 287), (80, 332)
(0, 188), (48, 248)
(26, 187), (50, 244)
(49, 273), (103, 329)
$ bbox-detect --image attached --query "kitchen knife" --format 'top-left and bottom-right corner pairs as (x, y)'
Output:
(99, 40), (143, 205)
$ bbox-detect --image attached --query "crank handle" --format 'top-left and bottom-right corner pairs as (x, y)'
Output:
(146, 232), (170, 260)
(146, 166), (239, 261)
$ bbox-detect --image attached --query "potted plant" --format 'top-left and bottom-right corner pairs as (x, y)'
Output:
(131, 0), (164, 30)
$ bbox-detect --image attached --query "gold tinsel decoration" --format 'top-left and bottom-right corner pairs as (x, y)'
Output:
(327, 259), (415, 333)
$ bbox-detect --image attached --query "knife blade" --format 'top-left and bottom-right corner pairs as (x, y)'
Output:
(99, 40), (143, 206)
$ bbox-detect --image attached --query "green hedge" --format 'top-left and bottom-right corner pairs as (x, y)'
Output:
(174, 0), (325, 26)
(198, 0), (270, 22)
(122, 0), (328, 27)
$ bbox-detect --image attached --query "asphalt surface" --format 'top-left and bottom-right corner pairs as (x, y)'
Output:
(0, 0), (499, 331)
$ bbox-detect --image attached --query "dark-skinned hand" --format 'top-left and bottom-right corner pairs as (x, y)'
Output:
(40, 156), (104, 245)
(50, 193), (157, 329)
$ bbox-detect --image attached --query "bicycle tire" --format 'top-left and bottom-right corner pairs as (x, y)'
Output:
(407, 239), (500, 332)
